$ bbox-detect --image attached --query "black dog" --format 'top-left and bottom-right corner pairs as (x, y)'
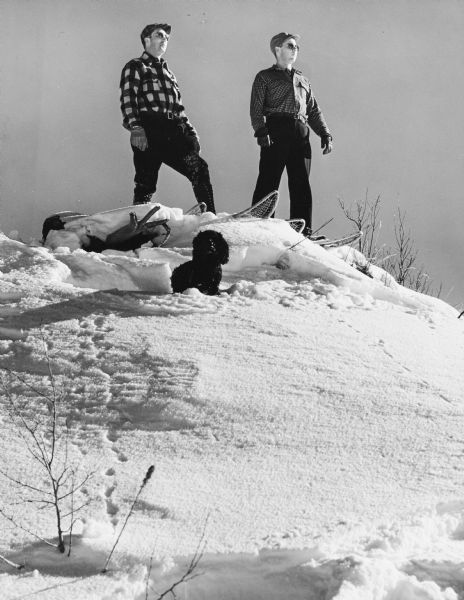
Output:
(171, 230), (229, 295)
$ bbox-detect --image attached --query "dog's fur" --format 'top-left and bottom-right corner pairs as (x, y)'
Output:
(171, 230), (229, 295)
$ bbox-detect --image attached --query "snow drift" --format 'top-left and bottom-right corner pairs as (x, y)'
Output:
(0, 204), (463, 599)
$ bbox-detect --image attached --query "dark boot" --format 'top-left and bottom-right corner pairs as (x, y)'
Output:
(302, 226), (326, 241)
(133, 191), (154, 205)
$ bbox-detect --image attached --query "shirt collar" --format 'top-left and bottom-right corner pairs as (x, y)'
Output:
(141, 51), (166, 66)
(271, 64), (301, 75)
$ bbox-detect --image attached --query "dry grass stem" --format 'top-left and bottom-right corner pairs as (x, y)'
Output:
(102, 465), (155, 573)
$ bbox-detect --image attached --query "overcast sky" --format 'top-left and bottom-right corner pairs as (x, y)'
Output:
(1, 0), (463, 306)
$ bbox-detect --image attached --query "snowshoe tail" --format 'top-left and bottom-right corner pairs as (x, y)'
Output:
(185, 202), (207, 216)
(286, 219), (306, 234)
(198, 191), (280, 228)
(316, 230), (362, 248)
(232, 190), (279, 219)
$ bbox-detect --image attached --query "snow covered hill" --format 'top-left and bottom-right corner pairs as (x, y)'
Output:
(1, 205), (463, 599)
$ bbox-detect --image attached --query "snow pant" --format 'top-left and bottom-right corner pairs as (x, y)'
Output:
(252, 114), (312, 230)
(131, 111), (215, 213)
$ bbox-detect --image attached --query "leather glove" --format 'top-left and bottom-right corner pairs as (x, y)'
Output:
(321, 135), (333, 155)
(130, 128), (148, 151)
(257, 135), (271, 148)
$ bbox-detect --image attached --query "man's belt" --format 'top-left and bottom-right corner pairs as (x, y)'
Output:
(165, 110), (181, 120)
(267, 112), (307, 124)
(141, 109), (183, 121)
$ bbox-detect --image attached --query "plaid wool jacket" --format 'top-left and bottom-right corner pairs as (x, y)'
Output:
(120, 52), (196, 136)
(250, 65), (331, 139)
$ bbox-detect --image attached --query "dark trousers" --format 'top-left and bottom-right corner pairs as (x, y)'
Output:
(252, 117), (312, 229)
(132, 112), (215, 213)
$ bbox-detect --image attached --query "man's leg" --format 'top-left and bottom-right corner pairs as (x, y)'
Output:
(252, 141), (287, 205)
(131, 144), (162, 205)
(163, 149), (216, 214)
(286, 143), (313, 231)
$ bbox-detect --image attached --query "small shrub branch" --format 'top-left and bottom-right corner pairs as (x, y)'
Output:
(0, 335), (94, 556)
(338, 191), (443, 298)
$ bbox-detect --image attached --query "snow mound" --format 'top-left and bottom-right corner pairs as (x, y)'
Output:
(2, 203), (458, 321)
(1, 204), (463, 600)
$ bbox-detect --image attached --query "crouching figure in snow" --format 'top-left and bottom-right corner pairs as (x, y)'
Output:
(171, 230), (229, 295)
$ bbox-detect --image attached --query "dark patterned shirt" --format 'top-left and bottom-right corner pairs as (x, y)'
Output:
(120, 52), (196, 136)
(250, 65), (331, 139)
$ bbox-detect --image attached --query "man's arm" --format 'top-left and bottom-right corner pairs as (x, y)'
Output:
(120, 60), (143, 130)
(250, 73), (270, 147)
(306, 91), (333, 154)
(120, 60), (148, 150)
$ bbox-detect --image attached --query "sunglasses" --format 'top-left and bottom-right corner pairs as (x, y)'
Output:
(285, 43), (299, 51)
(153, 31), (170, 41)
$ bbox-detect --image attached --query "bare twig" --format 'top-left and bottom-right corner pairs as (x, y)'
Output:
(0, 552), (24, 570)
(7, 498), (55, 509)
(0, 468), (52, 497)
(2, 369), (51, 400)
(389, 208), (416, 285)
(338, 190), (382, 261)
(145, 550), (155, 600)
(311, 217), (334, 237)
(155, 513), (210, 600)
(58, 471), (95, 501)
(285, 217), (334, 253)
(0, 508), (57, 548)
(67, 471), (76, 557)
(61, 498), (92, 520)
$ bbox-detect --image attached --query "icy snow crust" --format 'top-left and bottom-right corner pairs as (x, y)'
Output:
(1, 204), (464, 599)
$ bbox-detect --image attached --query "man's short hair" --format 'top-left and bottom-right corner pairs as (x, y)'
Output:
(140, 23), (172, 47)
(270, 32), (300, 56)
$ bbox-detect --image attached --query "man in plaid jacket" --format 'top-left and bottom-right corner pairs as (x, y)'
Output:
(120, 23), (215, 212)
(250, 32), (332, 234)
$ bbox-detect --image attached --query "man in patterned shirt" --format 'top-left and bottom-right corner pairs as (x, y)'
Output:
(120, 23), (215, 212)
(250, 32), (332, 234)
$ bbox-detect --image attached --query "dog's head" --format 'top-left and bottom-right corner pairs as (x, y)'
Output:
(192, 230), (229, 265)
